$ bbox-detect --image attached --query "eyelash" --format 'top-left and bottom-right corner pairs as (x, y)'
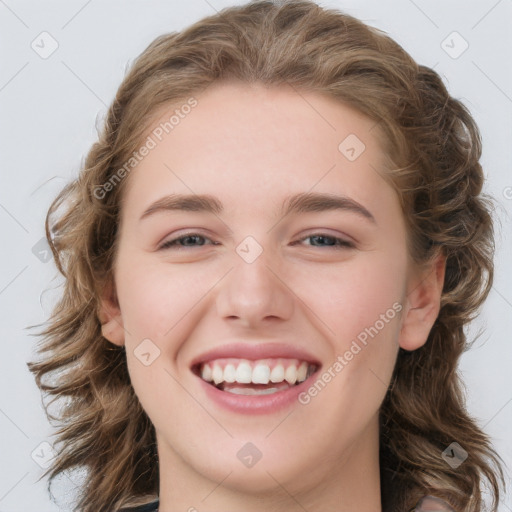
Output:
(158, 233), (355, 250)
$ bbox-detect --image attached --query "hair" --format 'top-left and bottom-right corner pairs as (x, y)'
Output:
(27, 1), (506, 511)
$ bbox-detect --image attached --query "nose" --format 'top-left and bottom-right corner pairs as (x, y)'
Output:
(215, 249), (295, 329)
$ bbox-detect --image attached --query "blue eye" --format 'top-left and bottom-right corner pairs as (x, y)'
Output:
(296, 234), (354, 249)
(159, 234), (213, 250)
(159, 233), (354, 251)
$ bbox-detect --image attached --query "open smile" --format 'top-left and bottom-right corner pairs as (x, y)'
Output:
(190, 344), (321, 414)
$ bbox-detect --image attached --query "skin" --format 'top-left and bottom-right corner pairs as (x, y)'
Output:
(100, 81), (445, 512)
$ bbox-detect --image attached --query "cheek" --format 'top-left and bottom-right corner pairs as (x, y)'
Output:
(294, 251), (407, 344)
(115, 258), (210, 420)
(292, 255), (404, 428)
(294, 251), (405, 409)
(320, 253), (405, 389)
(116, 256), (216, 342)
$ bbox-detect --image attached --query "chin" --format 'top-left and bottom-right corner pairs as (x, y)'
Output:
(188, 439), (317, 495)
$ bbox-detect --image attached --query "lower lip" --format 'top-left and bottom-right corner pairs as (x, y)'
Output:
(196, 373), (319, 414)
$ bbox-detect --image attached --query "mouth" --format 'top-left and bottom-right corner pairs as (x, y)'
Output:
(192, 358), (318, 396)
(189, 343), (322, 414)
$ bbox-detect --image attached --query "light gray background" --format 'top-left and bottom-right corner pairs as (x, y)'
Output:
(1, 1), (511, 510)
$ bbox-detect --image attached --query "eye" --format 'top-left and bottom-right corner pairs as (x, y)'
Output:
(159, 233), (216, 250)
(293, 233), (355, 249)
(158, 232), (354, 251)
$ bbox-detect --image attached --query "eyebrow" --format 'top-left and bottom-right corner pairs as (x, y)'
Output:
(139, 192), (376, 224)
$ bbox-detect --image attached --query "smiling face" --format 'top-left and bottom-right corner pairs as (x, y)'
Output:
(99, 80), (445, 509)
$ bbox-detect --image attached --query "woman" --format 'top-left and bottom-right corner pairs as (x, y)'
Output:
(27, 1), (505, 511)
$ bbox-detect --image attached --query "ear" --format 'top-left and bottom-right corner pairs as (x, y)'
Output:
(399, 251), (446, 351)
(98, 279), (125, 347)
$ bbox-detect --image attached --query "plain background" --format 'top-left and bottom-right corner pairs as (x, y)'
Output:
(0, 1), (511, 510)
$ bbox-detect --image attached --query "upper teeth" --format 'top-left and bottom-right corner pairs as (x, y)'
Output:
(200, 358), (312, 386)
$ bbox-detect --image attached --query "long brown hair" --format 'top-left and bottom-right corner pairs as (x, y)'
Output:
(27, 1), (505, 511)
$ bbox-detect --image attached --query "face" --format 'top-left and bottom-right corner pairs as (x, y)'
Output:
(100, 81), (444, 498)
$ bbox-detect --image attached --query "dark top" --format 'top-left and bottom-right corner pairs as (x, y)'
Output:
(118, 495), (453, 511)
(119, 500), (159, 512)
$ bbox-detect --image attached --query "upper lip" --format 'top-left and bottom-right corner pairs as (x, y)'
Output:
(190, 342), (321, 369)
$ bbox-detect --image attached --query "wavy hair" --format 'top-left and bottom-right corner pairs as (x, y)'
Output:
(27, 1), (505, 511)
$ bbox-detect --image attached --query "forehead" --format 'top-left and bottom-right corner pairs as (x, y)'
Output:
(120, 80), (398, 224)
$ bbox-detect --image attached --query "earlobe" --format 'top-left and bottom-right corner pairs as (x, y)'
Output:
(100, 316), (126, 346)
(98, 281), (126, 347)
(398, 252), (446, 351)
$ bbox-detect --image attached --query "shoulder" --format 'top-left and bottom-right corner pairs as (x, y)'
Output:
(118, 500), (159, 512)
(413, 495), (455, 511)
